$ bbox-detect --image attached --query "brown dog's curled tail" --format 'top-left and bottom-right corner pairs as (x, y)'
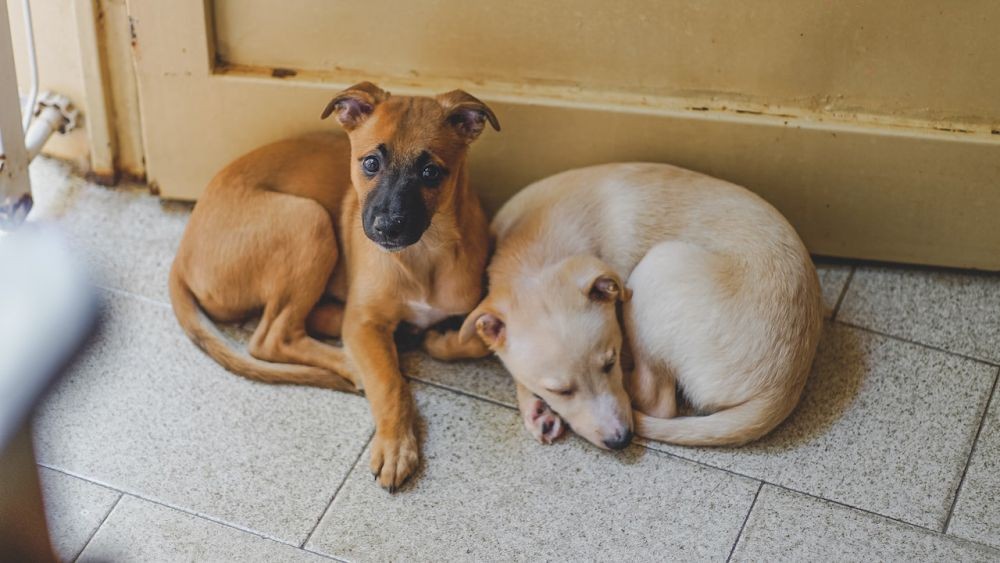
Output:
(634, 395), (787, 447)
(168, 266), (355, 392)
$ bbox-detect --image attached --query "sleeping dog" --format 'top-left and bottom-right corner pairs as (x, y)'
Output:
(461, 163), (821, 449)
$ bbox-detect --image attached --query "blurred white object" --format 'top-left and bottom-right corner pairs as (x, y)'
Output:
(0, 225), (98, 450)
(0, 225), (93, 562)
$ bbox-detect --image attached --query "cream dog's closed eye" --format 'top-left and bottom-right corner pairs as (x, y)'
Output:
(461, 162), (822, 449)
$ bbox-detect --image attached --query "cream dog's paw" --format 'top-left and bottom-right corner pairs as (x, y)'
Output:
(523, 397), (565, 444)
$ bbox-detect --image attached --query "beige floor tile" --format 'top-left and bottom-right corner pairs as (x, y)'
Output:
(38, 468), (120, 561)
(642, 323), (996, 529)
(732, 486), (999, 562)
(839, 266), (1000, 363)
(306, 383), (760, 562)
(948, 380), (1000, 549)
(33, 292), (373, 544)
(79, 496), (331, 562)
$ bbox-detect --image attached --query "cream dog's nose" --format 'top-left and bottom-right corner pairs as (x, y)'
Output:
(603, 428), (633, 450)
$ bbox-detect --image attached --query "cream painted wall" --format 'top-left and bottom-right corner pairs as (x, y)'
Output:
(127, 0), (1000, 269)
(214, 0), (1000, 132)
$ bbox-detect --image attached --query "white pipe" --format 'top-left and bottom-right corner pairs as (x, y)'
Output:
(21, 92), (77, 163)
(24, 105), (63, 161)
(19, 0), (38, 132)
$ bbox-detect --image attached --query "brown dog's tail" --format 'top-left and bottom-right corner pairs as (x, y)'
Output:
(634, 395), (787, 447)
(168, 265), (355, 392)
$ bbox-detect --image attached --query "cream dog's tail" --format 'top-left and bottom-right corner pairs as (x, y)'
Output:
(168, 265), (355, 392)
(634, 396), (788, 447)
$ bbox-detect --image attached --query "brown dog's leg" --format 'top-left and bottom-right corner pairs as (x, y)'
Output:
(627, 357), (677, 419)
(307, 302), (345, 339)
(249, 301), (360, 391)
(244, 213), (360, 391)
(342, 309), (419, 491)
(422, 329), (491, 361)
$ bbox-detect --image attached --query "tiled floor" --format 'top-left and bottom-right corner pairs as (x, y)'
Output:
(23, 158), (1000, 562)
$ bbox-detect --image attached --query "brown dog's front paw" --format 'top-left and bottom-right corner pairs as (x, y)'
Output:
(524, 397), (565, 445)
(370, 430), (420, 492)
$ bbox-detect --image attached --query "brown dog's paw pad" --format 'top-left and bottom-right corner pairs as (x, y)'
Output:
(524, 398), (565, 445)
(370, 432), (420, 492)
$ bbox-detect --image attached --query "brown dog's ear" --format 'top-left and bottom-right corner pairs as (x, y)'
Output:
(322, 82), (389, 130)
(459, 303), (506, 348)
(437, 90), (500, 143)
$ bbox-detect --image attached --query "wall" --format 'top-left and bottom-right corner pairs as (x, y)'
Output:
(6, 0), (143, 178)
(6, 0), (89, 168)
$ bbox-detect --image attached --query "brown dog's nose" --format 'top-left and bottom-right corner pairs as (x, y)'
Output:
(372, 214), (405, 239)
(603, 428), (633, 451)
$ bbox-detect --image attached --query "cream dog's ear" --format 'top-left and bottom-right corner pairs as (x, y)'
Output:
(561, 255), (632, 304)
(459, 301), (506, 348)
(587, 274), (631, 303)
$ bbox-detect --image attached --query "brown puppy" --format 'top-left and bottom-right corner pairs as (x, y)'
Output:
(169, 82), (497, 490)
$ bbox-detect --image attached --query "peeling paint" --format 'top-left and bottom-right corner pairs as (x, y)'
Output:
(128, 15), (137, 47)
(271, 67), (297, 78)
(933, 126), (973, 134)
(210, 64), (999, 143)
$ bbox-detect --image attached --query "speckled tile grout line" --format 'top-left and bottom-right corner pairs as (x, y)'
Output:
(36, 463), (340, 559)
(71, 493), (122, 563)
(829, 265), (856, 321)
(943, 365), (1000, 534)
(835, 319), (1000, 367)
(300, 430), (376, 549)
(726, 481), (764, 562)
(405, 375), (518, 411)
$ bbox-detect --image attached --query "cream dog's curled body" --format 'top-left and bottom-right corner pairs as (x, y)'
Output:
(463, 163), (822, 448)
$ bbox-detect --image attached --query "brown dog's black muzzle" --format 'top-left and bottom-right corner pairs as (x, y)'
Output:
(362, 174), (429, 250)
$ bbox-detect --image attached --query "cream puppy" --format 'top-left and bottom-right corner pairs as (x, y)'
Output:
(460, 163), (822, 449)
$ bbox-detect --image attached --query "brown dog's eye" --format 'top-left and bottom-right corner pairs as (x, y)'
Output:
(422, 165), (442, 183)
(549, 386), (576, 397)
(362, 156), (380, 175)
